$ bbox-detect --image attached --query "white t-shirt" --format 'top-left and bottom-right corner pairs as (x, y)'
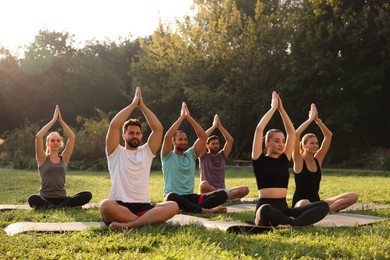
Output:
(107, 144), (155, 203)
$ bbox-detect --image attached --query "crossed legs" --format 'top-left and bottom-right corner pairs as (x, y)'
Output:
(28, 191), (92, 209)
(255, 198), (329, 227)
(165, 191), (227, 213)
(99, 199), (179, 229)
(325, 192), (359, 212)
(199, 180), (249, 200)
(295, 192), (358, 212)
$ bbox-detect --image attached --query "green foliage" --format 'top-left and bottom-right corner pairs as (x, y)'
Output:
(363, 146), (390, 171)
(0, 111), (113, 171)
(133, 0), (295, 159)
(286, 0), (390, 164)
(1, 0), (390, 168)
(0, 30), (134, 134)
(0, 120), (38, 169)
(19, 30), (76, 75)
(71, 109), (112, 171)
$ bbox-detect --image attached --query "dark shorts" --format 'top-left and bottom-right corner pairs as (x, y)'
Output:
(103, 201), (155, 225)
(181, 194), (205, 205)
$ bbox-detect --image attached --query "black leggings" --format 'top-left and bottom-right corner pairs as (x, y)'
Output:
(255, 198), (329, 227)
(28, 191), (92, 209)
(166, 190), (228, 213)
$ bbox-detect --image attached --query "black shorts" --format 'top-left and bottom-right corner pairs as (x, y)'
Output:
(103, 201), (155, 225)
(181, 194), (205, 205)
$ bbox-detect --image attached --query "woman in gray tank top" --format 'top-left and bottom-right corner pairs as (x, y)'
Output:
(28, 105), (92, 209)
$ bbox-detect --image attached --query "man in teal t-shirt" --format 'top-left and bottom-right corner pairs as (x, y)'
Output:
(161, 102), (228, 214)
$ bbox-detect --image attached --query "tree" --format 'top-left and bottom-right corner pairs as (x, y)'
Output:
(71, 109), (112, 170)
(0, 47), (20, 132)
(132, 0), (294, 158)
(287, 0), (390, 164)
(0, 30), (138, 133)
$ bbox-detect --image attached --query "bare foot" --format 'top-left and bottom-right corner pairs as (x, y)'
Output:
(109, 222), (132, 230)
(276, 224), (291, 228)
(202, 206), (227, 214)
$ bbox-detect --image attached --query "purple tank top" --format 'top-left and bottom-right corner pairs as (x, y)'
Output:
(199, 153), (226, 189)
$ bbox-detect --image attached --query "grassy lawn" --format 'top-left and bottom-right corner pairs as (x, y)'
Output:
(0, 167), (389, 259)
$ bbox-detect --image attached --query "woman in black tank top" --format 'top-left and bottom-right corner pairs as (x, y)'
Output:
(292, 104), (358, 212)
(252, 92), (329, 227)
(28, 105), (92, 209)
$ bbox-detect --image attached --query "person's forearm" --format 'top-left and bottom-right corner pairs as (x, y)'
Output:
(296, 119), (312, 136)
(140, 105), (163, 133)
(205, 125), (217, 137)
(187, 116), (206, 140)
(219, 124), (233, 143)
(165, 116), (185, 139)
(279, 106), (295, 136)
(317, 120), (333, 138)
(36, 120), (56, 139)
(256, 106), (277, 133)
(110, 102), (138, 129)
(59, 119), (75, 139)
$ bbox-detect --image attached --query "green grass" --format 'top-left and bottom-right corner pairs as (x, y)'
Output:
(0, 168), (389, 259)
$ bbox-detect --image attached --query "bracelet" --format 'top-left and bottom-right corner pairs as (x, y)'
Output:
(316, 118), (322, 124)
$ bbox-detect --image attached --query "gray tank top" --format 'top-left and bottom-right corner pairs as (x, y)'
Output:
(38, 156), (67, 198)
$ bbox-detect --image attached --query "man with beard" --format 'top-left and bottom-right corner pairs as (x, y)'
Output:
(99, 87), (179, 229)
(161, 102), (228, 213)
(198, 115), (249, 200)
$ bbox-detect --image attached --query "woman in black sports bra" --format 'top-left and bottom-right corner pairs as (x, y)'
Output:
(252, 92), (329, 227)
(292, 104), (358, 212)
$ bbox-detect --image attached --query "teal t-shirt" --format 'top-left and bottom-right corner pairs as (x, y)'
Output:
(161, 147), (197, 197)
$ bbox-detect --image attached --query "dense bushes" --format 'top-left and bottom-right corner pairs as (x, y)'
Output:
(0, 120), (38, 169)
(364, 147), (390, 171)
(70, 109), (111, 171)
(0, 109), (168, 171)
(0, 110), (111, 171)
(2, 113), (390, 171)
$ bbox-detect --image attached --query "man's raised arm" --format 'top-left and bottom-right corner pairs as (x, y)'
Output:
(217, 116), (234, 158)
(185, 105), (206, 157)
(138, 88), (163, 155)
(106, 87), (139, 156)
(161, 102), (186, 156)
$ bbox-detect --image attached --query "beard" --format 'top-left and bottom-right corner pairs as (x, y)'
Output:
(175, 144), (188, 152)
(126, 138), (140, 148)
(210, 147), (219, 154)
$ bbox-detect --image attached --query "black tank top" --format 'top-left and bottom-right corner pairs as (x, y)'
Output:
(253, 153), (290, 190)
(293, 158), (321, 204)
